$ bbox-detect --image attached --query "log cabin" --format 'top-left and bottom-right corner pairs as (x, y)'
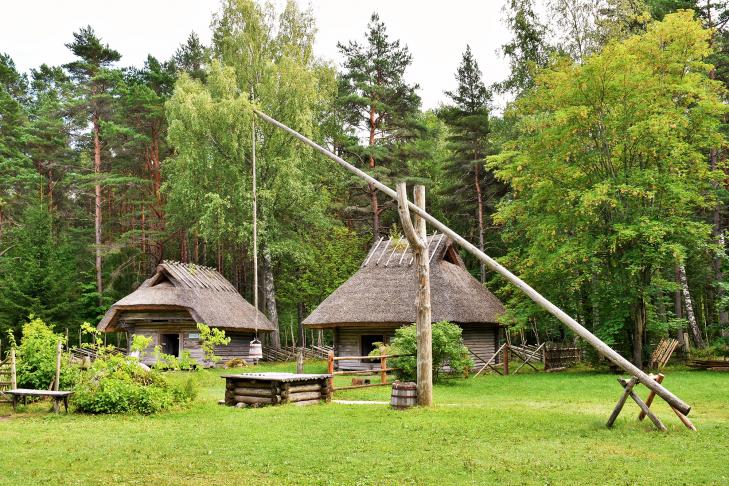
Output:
(303, 233), (505, 370)
(97, 261), (275, 365)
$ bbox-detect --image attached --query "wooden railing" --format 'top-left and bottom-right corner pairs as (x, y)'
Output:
(326, 351), (413, 392)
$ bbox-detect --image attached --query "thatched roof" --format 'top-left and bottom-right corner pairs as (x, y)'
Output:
(98, 261), (275, 332)
(303, 233), (505, 328)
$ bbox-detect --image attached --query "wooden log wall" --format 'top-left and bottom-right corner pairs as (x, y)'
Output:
(460, 325), (498, 366)
(224, 377), (330, 408)
(334, 325), (498, 370)
(334, 327), (398, 370)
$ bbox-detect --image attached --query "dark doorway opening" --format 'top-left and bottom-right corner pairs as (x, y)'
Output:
(161, 334), (180, 357)
(361, 334), (384, 362)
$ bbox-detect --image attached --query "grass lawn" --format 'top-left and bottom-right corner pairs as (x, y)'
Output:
(1, 362), (728, 485)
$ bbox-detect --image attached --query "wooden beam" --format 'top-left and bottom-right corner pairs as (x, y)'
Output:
(253, 109), (692, 417)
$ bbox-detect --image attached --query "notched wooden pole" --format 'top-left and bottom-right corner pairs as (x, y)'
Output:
(396, 182), (432, 406)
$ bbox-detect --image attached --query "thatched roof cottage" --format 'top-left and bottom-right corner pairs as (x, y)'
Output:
(98, 261), (274, 365)
(303, 233), (505, 369)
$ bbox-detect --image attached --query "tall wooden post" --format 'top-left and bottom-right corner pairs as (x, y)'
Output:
(54, 340), (62, 391)
(397, 182), (432, 406)
(327, 350), (334, 399)
(503, 344), (509, 376)
(10, 347), (16, 390)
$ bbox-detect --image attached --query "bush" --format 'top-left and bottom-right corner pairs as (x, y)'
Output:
(73, 353), (195, 414)
(385, 321), (473, 382)
(15, 316), (79, 390)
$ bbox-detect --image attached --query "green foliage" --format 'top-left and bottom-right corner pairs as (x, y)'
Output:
(336, 12), (425, 235)
(73, 353), (195, 414)
(130, 334), (153, 356)
(0, 203), (84, 338)
(387, 321), (473, 382)
(15, 316), (78, 390)
(197, 323), (231, 366)
(492, 12), (726, 361)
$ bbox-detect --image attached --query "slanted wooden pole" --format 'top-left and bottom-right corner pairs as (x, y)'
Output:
(396, 182), (432, 406)
(252, 109), (692, 416)
(607, 377), (638, 428)
(618, 378), (667, 432)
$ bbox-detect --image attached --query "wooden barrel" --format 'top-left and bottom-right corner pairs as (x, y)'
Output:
(390, 381), (417, 409)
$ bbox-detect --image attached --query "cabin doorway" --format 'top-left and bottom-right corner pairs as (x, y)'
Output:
(161, 334), (180, 357)
(361, 335), (384, 362)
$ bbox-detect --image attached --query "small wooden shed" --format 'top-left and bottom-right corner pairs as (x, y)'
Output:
(303, 234), (505, 370)
(98, 261), (275, 365)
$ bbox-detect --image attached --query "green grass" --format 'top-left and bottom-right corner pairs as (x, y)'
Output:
(1, 362), (728, 485)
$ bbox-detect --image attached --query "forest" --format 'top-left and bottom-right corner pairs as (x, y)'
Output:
(1, 0), (729, 367)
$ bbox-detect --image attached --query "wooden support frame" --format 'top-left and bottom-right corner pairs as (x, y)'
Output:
(252, 109), (692, 416)
(511, 343), (545, 374)
(607, 374), (696, 432)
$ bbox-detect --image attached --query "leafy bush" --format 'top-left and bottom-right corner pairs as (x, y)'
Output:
(197, 323), (230, 366)
(385, 321), (473, 382)
(73, 353), (196, 414)
(15, 316), (79, 389)
(151, 347), (196, 371)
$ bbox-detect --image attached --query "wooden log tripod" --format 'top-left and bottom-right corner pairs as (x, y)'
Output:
(607, 373), (696, 432)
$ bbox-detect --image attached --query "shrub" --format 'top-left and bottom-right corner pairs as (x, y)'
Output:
(385, 321), (473, 382)
(15, 316), (79, 389)
(73, 353), (195, 414)
(197, 323), (230, 366)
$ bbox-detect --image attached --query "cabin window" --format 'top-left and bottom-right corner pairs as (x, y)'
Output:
(360, 334), (384, 359)
(160, 333), (180, 357)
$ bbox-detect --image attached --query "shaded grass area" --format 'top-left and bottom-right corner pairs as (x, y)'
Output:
(1, 362), (728, 485)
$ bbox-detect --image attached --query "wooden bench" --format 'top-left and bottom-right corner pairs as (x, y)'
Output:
(6, 389), (73, 413)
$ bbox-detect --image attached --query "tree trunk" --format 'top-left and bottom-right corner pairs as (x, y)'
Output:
(368, 103), (380, 238)
(263, 249), (281, 348)
(632, 297), (646, 367)
(474, 163), (486, 283)
(396, 183), (432, 406)
(678, 265), (704, 348)
(297, 301), (305, 348)
(93, 112), (103, 305)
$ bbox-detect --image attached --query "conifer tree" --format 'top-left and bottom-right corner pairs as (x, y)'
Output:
(440, 46), (501, 283)
(337, 13), (422, 238)
(64, 26), (121, 304)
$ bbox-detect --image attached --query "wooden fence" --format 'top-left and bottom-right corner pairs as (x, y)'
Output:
(262, 345), (333, 362)
(326, 351), (412, 392)
(544, 345), (581, 371)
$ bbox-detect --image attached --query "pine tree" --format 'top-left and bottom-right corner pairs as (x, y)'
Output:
(440, 46), (501, 283)
(499, 0), (552, 95)
(337, 13), (422, 238)
(173, 32), (209, 82)
(64, 26), (121, 304)
(0, 54), (34, 241)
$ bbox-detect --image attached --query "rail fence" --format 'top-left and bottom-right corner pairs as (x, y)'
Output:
(326, 351), (413, 392)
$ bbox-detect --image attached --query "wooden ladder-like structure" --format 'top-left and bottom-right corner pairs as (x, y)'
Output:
(0, 351), (17, 403)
